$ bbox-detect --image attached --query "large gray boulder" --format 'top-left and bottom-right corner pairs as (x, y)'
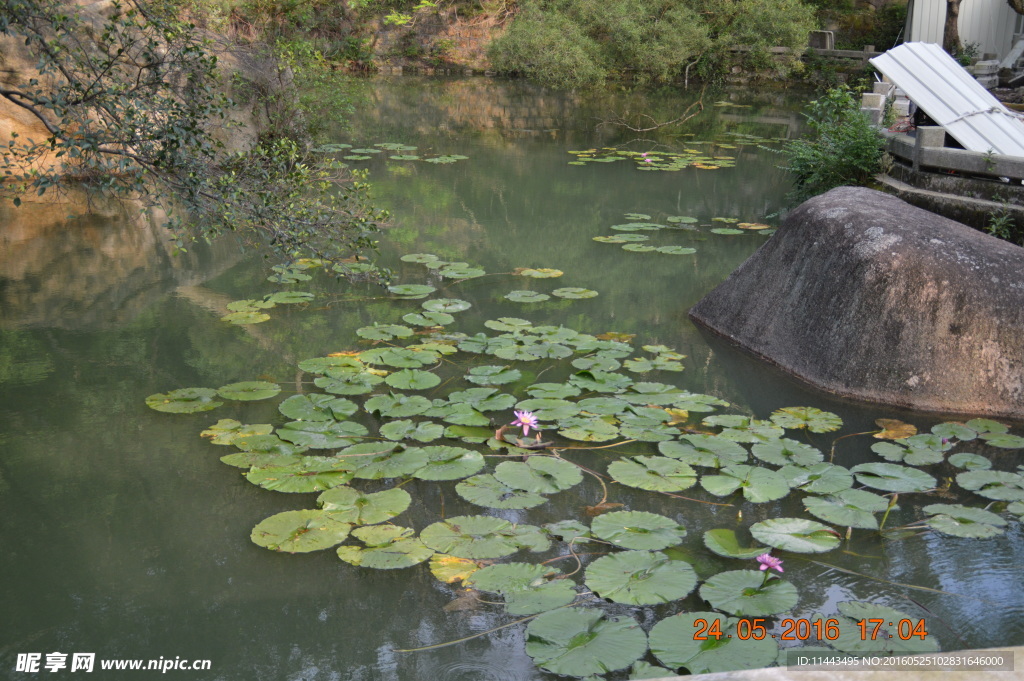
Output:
(689, 186), (1024, 419)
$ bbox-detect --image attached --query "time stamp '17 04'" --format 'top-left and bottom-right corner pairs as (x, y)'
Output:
(693, 617), (929, 641)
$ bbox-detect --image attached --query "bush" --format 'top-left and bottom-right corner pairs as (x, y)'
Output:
(782, 86), (885, 203)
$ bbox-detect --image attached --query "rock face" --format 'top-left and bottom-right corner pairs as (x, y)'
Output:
(689, 186), (1024, 419)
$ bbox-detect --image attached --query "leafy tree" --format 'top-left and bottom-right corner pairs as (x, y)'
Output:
(781, 85), (885, 203)
(0, 0), (388, 278)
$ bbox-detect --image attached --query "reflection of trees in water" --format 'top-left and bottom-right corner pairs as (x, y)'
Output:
(0, 192), (240, 329)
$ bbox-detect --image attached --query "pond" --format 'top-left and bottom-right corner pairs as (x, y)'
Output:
(1, 77), (1022, 681)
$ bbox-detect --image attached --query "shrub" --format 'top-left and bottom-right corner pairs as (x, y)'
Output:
(781, 86), (885, 203)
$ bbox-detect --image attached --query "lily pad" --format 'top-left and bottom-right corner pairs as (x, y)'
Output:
(751, 439), (823, 466)
(803, 488), (890, 529)
(552, 287), (599, 299)
(379, 419), (445, 442)
(384, 369), (441, 390)
(527, 382), (581, 399)
(314, 372), (384, 395)
(700, 465), (790, 503)
(465, 365), (522, 386)
(831, 602), (939, 654)
(769, 407), (842, 433)
(979, 432), (1024, 448)
(655, 246), (697, 255)
(336, 527), (434, 569)
(250, 510), (351, 553)
(347, 447), (431, 480)
(649, 612), (778, 674)
(922, 503), (1007, 538)
(494, 456), (583, 493)
(201, 419), (273, 445)
(699, 569), (799, 616)
(411, 445), (486, 480)
(420, 515), (542, 559)
(607, 456), (697, 492)
(702, 529), (769, 559)
(505, 290), (551, 303)
(402, 311), (455, 327)
(515, 268), (564, 278)
(356, 324), (415, 341)
(317, 486), (412, 524)
(246, 457), (355, 493)
(851, 463), (937, 493)
(364, 393), (431, 418)
(558, 415), (620, 442)
(422, 298), (472, 312)
(264, 291), (314, 304)
(221, 310), (271, 324)
(749, 518), (840, 554)
(955, 470), (1024, 501)
(591, 510), (685, 550)
(400, 253), (440, 263)
(217, 380), (281, 401)
(585, 550), (697, 605)
(948, 452), (991, 470)
(277, 420), (368, 449)
(278, 394), (357, 421)
(145, 387), (222, 413)
(659, 435), (747, 468)
(780, 462), (854, 495)
(525, 608), (647, 677)
(456, 474), (547, 509)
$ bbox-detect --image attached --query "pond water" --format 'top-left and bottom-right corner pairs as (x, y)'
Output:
(1, 77), (1021, 681)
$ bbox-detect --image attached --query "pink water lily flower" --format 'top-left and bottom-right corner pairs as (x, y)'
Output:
(756, 554), (784, 573)
(511, 410), (539, 436)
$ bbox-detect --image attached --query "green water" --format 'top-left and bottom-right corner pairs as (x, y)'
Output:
(0, 77), (1021, 681)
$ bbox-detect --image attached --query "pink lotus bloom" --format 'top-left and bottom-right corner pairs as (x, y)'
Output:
(643, 158), (653, 163)
(511, 410), (539, 436)
(756, 554), (784, 573)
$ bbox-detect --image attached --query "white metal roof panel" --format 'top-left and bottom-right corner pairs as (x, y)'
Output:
(870, 42), (1024, 156)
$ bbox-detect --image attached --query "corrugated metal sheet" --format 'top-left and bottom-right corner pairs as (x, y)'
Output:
(907, 0), (1017, 61)
(870, 42), (1024, 156)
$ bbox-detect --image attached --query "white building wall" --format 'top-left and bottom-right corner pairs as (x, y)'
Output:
(907, 0), (1019, 60)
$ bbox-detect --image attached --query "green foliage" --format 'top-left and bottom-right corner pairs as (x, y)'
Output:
(1, 0), (387, 276)
(781, 85), (885, 203)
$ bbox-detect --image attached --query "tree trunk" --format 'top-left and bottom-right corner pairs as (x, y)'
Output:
(943, 0), (962, 55)
(1008, 0), (1024, 15)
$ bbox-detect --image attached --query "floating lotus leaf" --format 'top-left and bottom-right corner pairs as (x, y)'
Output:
(484, 317), (533, 333)
(494, 456), (583, 493)
(659, 435), (747, 468)
(851, 463), (937, 493)
(277, 420), (368, 449)
(456, 474), (547, 509)
(349, 447), (431, 480)
(979, 432), (1024, 448)
(608, 456), (697, 492)
(769, 407), (842, 433)
(956, 470), (1024, 501)
(389, 154), (420, 160)
(570, 370), (633, 393)
(559, 415), (620, 442)
(515, 397), (580, 421)
(402, 310), (455, 327)
(383, 369), (441, 390)
(751, 438), (823, 466)
(443, 425), (492, 443)
(619, 421), (678, 442)
(278, 394), (357, 421)
(1008, 501), (1024, 516)
(246, 457), (355, 493)
(525, 382), (581, 399)
(428, 554), (480, 584)
(379, 419), (445, 442)
(711, 227), (744, 235)
(217, 380), (281, 401)
(348, 148), (382, 153)
(552, 287), (599, 299)
(360, 347), (436, 368)
(411, 445), (486, 480)
(874, 418), (918, 439)
(575, 396), (629, 415)
(572, 356), (622, 372)
(922, 503), (1007, 538)
(525, 608), (647, 677)
(700, 465), (789, 503)
(544, 519), (592, 543)
(298, 356), (364, 374)
(226, 299), (275, 311)
(422, 298), (472, 312)
(400, 253), (440, 263)
(749, 518), (840, 553)
(313, 142), (352, 151)
(702, 529), (769, 559)
(251, 510), (352, 553)
(624, 212), (651, 220)
(221, 310), (271, 324)
(803, 488), (890, 529)
(585, 550), (697, 605)
(622, 244), (656, 252)
(514, 268), (563, 278)
(374, 143), (416, 150)
(650, 611), (778, 674)
(431, 402), (490, 426)
(831, 602), (939, 654)
(628, 662), (675, 679)
(591, 510), (685, 550)
(611, 222), (664, 231)
(623, 358), (655, 372)
(420, 515), (541, 559)
(356, 324), (414, 341)
(467, 562), (557, 592)
(264, 291), (314, 304)
(594, 234), (649, 243)
(463, 366), (520, 387)
(948, 452), (991, 470)
(201, 419), (273, 445)
(505, 290), (551, 303)
(703, 415), (784, 443)
(343, 154), (371, 160)
(655, 246), (697, 255)
(440, 265), (486, 279)
(145, 387), (222, 413)
(700, 570), (799, 616)
(336, 531), (434, 569)
(448, 387), (516, 411)
(364, 393), (431, 418)
(232, 433), (309, 457)
(222, 453), (301, 473)
(931, 422), (977, 441)
(423, 154), (468, 163)
(314, 372), (384, 395)
(316, 486), (412, 524)
(667, 215), (698, 224)
(900, 433), (954, 451)
(671, 392), (730, 412)
(965, 418), (1008, 434)
(780, 462), (854, 494)
(503, 580), (578, 615)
